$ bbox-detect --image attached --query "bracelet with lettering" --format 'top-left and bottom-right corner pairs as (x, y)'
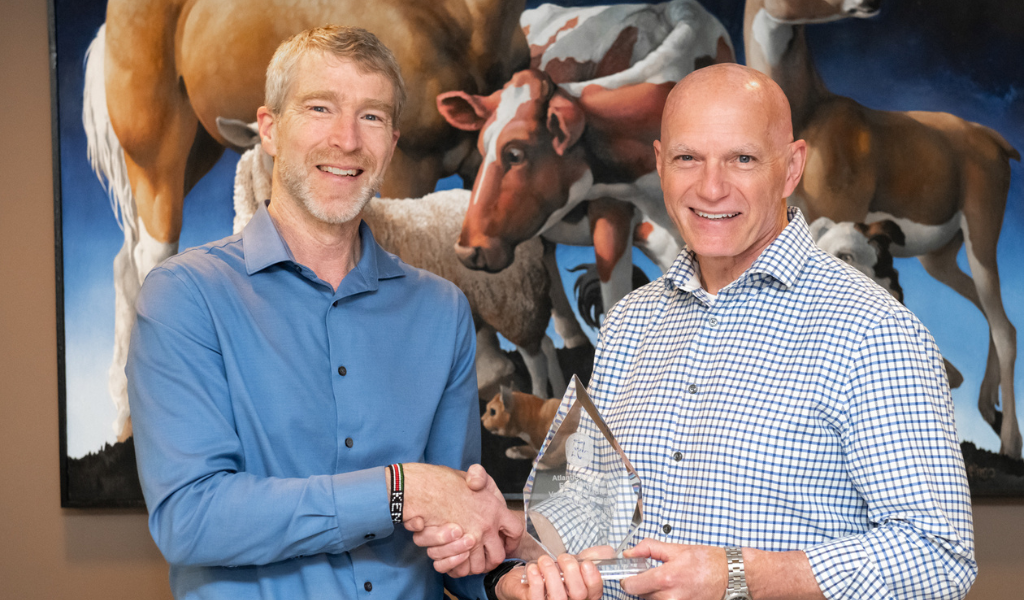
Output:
(387, 463), (404, 523)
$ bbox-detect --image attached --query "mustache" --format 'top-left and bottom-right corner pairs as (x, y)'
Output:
(307, 149), (376, 172)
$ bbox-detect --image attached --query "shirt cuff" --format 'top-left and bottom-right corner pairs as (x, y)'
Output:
(805, 535), (890, 600)
(330, 466), (395, 550)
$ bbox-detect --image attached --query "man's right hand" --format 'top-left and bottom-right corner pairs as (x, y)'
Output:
(401, 463), (523, 575)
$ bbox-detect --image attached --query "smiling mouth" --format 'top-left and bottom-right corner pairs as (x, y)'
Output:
(694, 209), (739, 220)
(318, 165), (362, 177)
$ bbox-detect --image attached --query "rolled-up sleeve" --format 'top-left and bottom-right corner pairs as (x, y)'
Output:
(805, 312), (976, 600)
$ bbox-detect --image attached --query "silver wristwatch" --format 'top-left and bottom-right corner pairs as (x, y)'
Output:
(723, 546), (751, 600)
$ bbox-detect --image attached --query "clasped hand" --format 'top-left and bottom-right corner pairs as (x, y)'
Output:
(402, 464), (523, 576)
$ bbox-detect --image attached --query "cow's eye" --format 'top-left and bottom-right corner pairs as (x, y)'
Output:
(504, 147), (525, 165)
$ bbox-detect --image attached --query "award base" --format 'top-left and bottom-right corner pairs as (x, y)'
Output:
(521, 557), (650, 583)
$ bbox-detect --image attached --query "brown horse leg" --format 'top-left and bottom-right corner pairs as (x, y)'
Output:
(104, 0), (207, 439)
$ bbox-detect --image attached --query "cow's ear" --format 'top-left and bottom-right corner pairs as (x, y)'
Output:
(437, 91), (492, 131)
(547, 93), (585, 156)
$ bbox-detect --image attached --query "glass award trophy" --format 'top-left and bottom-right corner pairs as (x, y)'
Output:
(522, 375), (649, 581)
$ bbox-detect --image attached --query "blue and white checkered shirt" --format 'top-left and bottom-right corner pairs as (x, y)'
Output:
(580, 207), (976, 599)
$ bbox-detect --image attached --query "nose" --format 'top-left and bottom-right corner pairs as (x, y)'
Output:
(454, 239), (513, 272)
(696, 162), (727, 202)
(455, 243), (485, 269)
(327, 114), (362, 153)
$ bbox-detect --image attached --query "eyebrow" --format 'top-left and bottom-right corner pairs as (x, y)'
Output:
(295, 92), (394, 122)
(297, 90), (340, 105)
(665, 144), (764, 156)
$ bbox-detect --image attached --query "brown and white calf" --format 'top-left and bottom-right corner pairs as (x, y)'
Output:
(437, 0), (733, 314)
(745, 0), (1020, 457)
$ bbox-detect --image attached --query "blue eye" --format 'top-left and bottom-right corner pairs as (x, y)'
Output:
(738, 155), (752, 163)
(678, 155), (693, 161)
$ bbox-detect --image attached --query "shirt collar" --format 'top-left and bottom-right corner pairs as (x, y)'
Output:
(665, 206), (813, 294)
(242, 200), (405, 288)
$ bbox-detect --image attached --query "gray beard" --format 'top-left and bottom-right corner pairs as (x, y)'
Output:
(278, 159), (383, 225)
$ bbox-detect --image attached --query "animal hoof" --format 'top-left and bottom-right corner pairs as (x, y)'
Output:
(505, 446), (538, 461)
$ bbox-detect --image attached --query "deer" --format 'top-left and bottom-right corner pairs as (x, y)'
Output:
(743, 0), (1021, 457)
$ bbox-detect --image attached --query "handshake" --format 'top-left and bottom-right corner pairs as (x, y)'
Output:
(399, 463), (739, 600)
(399, 463), (607, 600)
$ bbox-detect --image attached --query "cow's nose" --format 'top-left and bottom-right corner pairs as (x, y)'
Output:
(455, 243), (485, 269)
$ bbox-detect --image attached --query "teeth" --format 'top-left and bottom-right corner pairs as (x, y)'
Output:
(319, 165), (359, 176)
(695, 210), (739, 220)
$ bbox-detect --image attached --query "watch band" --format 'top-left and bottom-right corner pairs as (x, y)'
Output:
(484, 559), (525, 600)
(722, 546), (751, 600)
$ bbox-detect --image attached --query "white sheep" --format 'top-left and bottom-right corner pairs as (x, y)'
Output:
(221, 118), (588, 398)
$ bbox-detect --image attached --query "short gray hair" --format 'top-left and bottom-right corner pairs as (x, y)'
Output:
(264, 25), (407, 124)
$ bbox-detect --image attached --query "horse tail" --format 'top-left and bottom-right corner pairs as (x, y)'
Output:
(82, 23), (137, 239)
(975, 122), (1020, 162)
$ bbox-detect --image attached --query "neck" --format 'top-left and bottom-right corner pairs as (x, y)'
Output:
(696, 203), (789, 294)
(267, 191), (362, 291)
(743, 1), (829, 132)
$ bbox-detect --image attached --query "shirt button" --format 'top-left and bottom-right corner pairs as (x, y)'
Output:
(338, 365), (347, 376)
(364, 533), (375, 540)
(662, 524), (672, 534)
(364, 581), (373, 592)
(708, 316), (718, 327)
(672, 451), (682, 461)
(688, 384), (697, 394)
(345, 438), (354, 448)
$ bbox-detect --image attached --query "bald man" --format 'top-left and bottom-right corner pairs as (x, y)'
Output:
(429, 63), (976, 600)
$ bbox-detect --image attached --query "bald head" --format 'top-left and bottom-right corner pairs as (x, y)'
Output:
(653, 63), (807, 292)
(663, 64), (795, 150)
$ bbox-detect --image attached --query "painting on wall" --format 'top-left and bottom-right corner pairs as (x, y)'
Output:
(51, 0), (1023, 507)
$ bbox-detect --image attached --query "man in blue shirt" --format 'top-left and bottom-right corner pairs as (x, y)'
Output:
(432, 64), (975, 600)
(127, 26), (521, 599)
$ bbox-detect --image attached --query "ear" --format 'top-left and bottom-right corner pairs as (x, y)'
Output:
(256, 106), (278, 158)
(437, 91), (493, 131)
(500, 385), (515, 411)
(547, 93), (585, 156)
(216, 117), (261, 150)
(808, 216), (835, 242)
(864, 219), (906, 247)
(783, 138), (807, 198)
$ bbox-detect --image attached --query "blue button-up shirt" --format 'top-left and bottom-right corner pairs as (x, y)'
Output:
(557, 208), (975, 599)
(127, 202), (485, 599)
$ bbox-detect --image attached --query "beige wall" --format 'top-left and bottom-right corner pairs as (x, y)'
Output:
(1, 0), (1021, 598)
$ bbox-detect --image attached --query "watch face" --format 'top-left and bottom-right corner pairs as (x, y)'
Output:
(724, 593), (752, 600)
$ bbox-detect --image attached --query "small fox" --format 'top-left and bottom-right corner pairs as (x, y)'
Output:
(481, 387), (560, 460)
